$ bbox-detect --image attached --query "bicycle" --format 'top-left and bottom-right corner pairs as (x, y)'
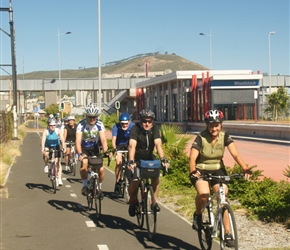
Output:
(194, 173), (244, 250)
(115, 150), (130, 203)
(46, 148), (60, 194)
(134, 159), (165, 241)
(84, 153), (111, 219)
(66, 141), (77, 176)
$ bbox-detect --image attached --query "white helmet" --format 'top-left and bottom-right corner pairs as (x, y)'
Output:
(85, 103), (100, 117)
(48, 114), (54, 119)
(49, 119), (57, 126)
(67, 115), (75, 120)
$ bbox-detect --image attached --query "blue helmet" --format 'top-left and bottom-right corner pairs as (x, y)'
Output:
(119, 112), (130, 122)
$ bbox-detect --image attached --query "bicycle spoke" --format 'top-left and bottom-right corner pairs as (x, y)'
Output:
(145, 186), (156, 241)
(136, 185), (144, 229)
(220, 204), (238, 250)
(197, 206), (212, 250)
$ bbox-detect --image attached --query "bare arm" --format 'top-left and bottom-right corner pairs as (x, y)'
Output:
(112, 135), (117, 149)
(154, 138), (164, 159)
(41, 129), (47, 151)
(189, 147), (199, 174)
(99, 131), (108, 152)
(128, 138), (136, 162)
(75, 132), (82, 154)
(227, 142), (248, 171)
(63, 128), (68, 142)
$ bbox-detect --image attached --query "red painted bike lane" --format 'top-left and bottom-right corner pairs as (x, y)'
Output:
(185, 136), (290, 182)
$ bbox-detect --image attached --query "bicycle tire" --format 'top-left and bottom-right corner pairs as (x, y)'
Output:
(136, 183), (144, 229)
(71, 151), (76, 176)
(145, 185), (157, 241)
(197, 205), (213, 250)
(124, 174), (130, 204)
(119, 167), (126, 198)
(95, 177), (102, 219)
(219, 204), (238, 250)
(87, 190), (93, 211)
(50, 163), (57, 194)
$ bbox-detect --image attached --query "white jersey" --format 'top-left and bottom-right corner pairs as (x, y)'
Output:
(76, 118), (105, 148)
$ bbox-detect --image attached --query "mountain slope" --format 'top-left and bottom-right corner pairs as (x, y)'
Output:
(17, 54), (208, 79)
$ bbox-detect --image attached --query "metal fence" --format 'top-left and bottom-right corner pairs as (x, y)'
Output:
(0, 111), (13, 144)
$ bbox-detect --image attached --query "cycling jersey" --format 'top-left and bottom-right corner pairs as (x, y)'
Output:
(129, 122), (160, 161)
(191, 130), (234, 170)
(65, 124), (76, 142)
(56, 118), (62, 129)
(112, 122), (135, 146)
(76, 118), (105, 148)
(44, 128), (60, 147)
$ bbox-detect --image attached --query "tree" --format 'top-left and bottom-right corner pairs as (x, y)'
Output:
(265, 87), (289, 120)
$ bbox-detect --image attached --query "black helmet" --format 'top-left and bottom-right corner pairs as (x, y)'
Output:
(139, 109), (155, 120)
(204, 110), (224, 123)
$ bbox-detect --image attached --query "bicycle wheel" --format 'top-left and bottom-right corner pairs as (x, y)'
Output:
(70, 152), (76, 176)
(124, 174), (130, 204)
(197, 206), (213, 250)
(50, 163), (57, 194)
(94, 177), (102, 219)
(87, 189), (93, 211)
(219, 204), (238, 250)
(145, 185), (156, 241)
(136, 183), (144, 229)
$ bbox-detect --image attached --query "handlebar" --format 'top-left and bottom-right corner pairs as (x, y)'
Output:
(199, 173), (245, 182)
(82, 152), (111, 166)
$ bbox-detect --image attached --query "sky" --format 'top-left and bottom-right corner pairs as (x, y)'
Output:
(0, 0), (289, 77)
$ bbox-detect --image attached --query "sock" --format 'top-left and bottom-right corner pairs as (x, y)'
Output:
(99, 182), (102, 189)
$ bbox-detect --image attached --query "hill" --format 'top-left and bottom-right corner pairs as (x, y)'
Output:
(17, 53), (208, 79)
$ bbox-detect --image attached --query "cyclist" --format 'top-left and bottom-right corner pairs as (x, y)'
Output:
(189, 109), (251, 245)
(55, 113), (62, 129)
(41, 118), (66, 186)
(127, 109), (169, 217)
(75, 103), (109, 197)
(111, 112), (135, 194)
(63, 115), (77, 171)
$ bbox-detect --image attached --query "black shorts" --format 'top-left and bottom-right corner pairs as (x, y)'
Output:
(81, 144), (100, 157)
(116, 144), (128, 151)
(190, 168), (227, 187)
(46, 145), (61, 158)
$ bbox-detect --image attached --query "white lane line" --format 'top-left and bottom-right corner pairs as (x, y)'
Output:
(70, 193), (77, 198)
(66, 184), (71, 188)
(98, 245), (109, 250)
(86, 221), (96, 227)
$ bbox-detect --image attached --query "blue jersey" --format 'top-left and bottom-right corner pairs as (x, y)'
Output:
(112, 122), (134, 146)
(44, 128), (60, 147)
(76, 118), (105, 148)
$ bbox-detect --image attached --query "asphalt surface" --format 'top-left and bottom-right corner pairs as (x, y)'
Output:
(1, 131), (220, 250)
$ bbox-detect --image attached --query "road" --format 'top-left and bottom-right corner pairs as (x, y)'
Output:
(1, 131), (218, 250)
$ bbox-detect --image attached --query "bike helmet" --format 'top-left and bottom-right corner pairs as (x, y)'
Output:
(67, 115), (75, 120)
(49, 118), (57, 126)
(204, 110), (224, 123)
(55, 113), (61, 118)
(64, 116), (69, 122)
(48, 114), (54, 119)
(85, 103), (100, 117)
(119, 112), (130, 123)
(139, 109), (155, 120)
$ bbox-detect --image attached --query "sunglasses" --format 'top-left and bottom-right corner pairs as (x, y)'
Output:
(87, 116), (97, 119)
(142, 119), (153, 124)
(121, 123), (128, 125)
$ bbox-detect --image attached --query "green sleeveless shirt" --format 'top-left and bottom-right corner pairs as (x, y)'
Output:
(196, 130), (226, 170)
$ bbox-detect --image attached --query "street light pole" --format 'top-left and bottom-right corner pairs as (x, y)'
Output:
(57, 29), (71, 114)
(199, 30), (213, 70)
(268, 31), (275, 95)
(98, 0), (102, 110)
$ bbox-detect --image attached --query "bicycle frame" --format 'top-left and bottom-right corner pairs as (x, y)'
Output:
(47, 148), (59, 194)
(197, 173), (242, 250)
(66, 141), (77, 175)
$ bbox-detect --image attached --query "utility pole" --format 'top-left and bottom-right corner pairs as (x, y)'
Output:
(0, 0), (18, 139)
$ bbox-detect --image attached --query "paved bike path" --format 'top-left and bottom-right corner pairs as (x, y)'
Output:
(1, 132), (219, 250)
